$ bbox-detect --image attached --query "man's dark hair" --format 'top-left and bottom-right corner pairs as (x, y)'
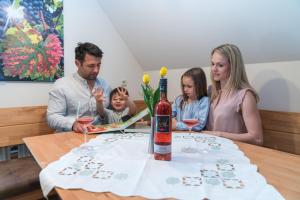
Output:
(75, 42), (103, 64)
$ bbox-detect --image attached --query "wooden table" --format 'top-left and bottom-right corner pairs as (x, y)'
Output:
(24, 132), (300, 200)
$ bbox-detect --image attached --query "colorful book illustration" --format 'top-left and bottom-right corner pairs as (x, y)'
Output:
(87, 108), (149, 134)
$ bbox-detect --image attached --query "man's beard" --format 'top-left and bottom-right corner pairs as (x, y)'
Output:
(86, 74), (97, 80)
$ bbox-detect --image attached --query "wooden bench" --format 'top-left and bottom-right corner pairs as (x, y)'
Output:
(0, 106), (54, 200)
(260, 110), (300, 155)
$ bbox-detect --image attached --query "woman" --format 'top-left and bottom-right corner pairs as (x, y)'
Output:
(206, 44), (263, 145)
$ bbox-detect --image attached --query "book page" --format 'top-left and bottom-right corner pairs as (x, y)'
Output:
(87, 108), (149, 134)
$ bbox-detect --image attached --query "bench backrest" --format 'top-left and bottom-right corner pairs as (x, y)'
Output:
(1, 103), (299, 155)
(134, 100), (148, 112)
(0, 106), (54, 148)
(260, 110), (300, 155)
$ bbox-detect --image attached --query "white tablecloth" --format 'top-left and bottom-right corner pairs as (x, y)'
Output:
(40, 132), (284, 200)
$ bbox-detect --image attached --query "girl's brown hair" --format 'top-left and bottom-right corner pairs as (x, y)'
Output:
(180, 67), (207, 109)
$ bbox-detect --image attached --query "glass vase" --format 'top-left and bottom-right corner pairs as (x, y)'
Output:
(148, 116), (155, 154)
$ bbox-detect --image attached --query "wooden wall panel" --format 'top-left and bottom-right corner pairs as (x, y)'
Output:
(0, 106), (54, 147)
(260, 110), (300, 134)
(134, 100), (147, 112)
(0, 106), (48, 127)
(0, 123), (54, 147)
(260, 110), (300, 155)
(263, 130), (300, 155)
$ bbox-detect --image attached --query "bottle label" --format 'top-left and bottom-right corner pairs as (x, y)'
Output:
(155, 115), (170, 133)
(154, 144), (171, 154)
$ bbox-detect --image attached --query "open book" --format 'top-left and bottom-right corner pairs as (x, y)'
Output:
(87, 108), (149, 134)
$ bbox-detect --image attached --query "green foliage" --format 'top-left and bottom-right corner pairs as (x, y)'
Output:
(141, 84), (160, 116)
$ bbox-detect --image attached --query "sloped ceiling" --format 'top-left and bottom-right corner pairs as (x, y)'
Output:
(98, 0), (300, 71)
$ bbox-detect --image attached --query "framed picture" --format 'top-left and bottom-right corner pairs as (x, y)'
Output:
(0, 0), (63, 82)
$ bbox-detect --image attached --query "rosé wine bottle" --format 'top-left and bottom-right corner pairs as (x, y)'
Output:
(154, 78), (172, 161)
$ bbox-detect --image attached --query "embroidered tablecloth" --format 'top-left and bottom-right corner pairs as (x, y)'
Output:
(40, 133), (284, 200)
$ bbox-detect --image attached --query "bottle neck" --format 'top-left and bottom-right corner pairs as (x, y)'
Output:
(160, 91), (167, 100)
(159, 78), (168, 100)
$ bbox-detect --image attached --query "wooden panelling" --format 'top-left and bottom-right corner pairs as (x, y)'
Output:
(260, 110), (300, 155)
(260, 110), (300, 134)
(0, 106), (54, 148)
(263, 130), (300, 155)
(0, 106), (48, 126)
(134, 100), (147, 112)
(0, 123), (54, 147)
(134, 100), (150, 120)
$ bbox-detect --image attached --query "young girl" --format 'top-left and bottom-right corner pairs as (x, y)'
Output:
(172, 67), (210, 131)
(95, 87), (137, 123)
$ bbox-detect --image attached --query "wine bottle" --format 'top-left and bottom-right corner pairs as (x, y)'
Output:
(154, 78), (172, 161)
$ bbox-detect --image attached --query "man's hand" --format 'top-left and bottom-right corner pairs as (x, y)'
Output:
(72, 121), (85, 133)
(72, 121), (94, 133)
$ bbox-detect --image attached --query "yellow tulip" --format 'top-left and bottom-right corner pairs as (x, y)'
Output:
(143, 74), (150, 85)
(160, 66), (168, 77)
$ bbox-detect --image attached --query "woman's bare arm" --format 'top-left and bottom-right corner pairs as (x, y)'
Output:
(204, 91), (263, 145)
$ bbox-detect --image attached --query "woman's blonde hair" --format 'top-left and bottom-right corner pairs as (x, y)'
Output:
(210, 44), (259, 102)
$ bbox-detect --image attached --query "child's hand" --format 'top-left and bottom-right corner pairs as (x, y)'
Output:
(93, 88), (106, 103)
(117, 87), (129, 100)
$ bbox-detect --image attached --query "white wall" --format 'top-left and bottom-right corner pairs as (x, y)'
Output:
(64, 0), (143, 97)
(0, 0), (299, 113)
(98, 0), (300, 71)
(0, 0), (143, 108)
(144, 61), (300, 112)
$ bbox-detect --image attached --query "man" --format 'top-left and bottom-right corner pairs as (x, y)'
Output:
(47, 42), (111, 133)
